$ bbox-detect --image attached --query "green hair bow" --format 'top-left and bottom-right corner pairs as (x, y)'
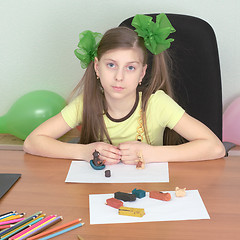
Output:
(131, 14), (176, 55)
(74, 30), (103, 69)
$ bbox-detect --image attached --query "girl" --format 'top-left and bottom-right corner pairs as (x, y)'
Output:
(23, 14), (225, 164)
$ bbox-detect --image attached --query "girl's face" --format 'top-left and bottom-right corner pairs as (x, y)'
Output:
(94, 47), (147, 102)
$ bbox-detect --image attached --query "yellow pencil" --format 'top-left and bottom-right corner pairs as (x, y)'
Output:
(0, 214), (25, 222)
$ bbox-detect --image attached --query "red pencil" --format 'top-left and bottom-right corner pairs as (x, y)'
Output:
(27, 218), (81, 240)
(0, 224), (14, 230)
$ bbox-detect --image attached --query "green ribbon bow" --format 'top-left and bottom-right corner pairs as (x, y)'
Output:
(131, 14), (176, 55)
(74, 30), (103, 69)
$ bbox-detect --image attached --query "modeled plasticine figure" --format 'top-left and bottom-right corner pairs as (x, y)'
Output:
(90, 150), (105, 170)
(175, 187), (186, 197)
(136, 151), (145, 169)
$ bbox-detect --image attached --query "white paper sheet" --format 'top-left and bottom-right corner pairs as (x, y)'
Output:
(65, 161), (169, 183)
(89, 190), (210, 224)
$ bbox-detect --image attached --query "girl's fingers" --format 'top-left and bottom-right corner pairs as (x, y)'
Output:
(121, 160), (136, 165)
(99, 149), (121, 160)
(97, 145), (121, 165)
(105, 159), (121, 165)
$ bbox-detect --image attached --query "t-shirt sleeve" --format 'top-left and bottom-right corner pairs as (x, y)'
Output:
(61, 94), (83, 128)
(149, 90), (185, 129)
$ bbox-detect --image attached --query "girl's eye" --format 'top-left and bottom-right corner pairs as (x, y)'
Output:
(107, 63), (115, 68)
(127, 65), (135, 71)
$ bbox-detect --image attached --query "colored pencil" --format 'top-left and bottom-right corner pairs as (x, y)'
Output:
(0, 224), (14, 230)
(0, 212), (16, 218)
(0, 211), (42, 237)
(3, 214), (44, 236)
(0, 214), (25, 222)
(26, 216), (62, 240)
(38, 222), (84, 240)
(0, 216), (45, 240)
(27, 218), (81, 240)
(9, 215), (53, 240)
(15, 216), (62, 240)
(11, 215), (56, 240)
(0, 218), (25, 226)
(0, 212), (17, 220)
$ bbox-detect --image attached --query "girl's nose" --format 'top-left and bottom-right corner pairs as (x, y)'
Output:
(115, 68), (124, 81)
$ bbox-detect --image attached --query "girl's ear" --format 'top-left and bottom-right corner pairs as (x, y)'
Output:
(94, 57), (99, 76)
(141, 64), (147, 79)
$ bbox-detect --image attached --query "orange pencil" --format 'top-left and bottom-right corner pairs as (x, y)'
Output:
(27, 218), (82, 240)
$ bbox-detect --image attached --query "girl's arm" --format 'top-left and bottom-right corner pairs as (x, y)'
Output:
(119, 113), (226, 163)
(23, 113), (121, 163)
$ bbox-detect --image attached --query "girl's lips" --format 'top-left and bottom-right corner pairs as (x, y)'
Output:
(112, 86), (124, 91)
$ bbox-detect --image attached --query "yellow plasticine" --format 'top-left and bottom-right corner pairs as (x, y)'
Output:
(118, 207), (145, 217)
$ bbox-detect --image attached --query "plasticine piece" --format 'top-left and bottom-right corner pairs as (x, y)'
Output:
(114, 191), (136, 202)
(132, 188), (146, 199)
(118, 206), (145, 217)
(149, 191), (171, 201)
(106, 198), (123, 209)
(175, 187), (186, 197)
(105, 170), (111, 177)
(90, 150), (105, 170)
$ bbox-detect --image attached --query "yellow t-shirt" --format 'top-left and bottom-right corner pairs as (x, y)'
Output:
(61, 90), (185, 146)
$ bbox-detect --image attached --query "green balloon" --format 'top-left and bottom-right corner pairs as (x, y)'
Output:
(0, 90), (66, 140)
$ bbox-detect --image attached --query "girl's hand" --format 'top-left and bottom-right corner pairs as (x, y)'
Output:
(118, 141), (150, 165)
(88, 142), (121, 165)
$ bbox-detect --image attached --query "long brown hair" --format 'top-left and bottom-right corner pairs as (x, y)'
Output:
(72, 27), (181, 145)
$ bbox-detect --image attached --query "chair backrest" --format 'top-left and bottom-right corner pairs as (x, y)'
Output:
(119, 14), (223, 141)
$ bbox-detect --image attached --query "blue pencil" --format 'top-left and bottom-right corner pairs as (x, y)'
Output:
(38, 222), (84, 240)
(0, 212), (17, 220)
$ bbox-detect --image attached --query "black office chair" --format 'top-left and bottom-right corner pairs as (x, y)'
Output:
(119, 14), (230, 149)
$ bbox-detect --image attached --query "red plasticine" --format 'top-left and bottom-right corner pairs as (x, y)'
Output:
(106, 198), (124, 209)
(149, 191), (171, 201)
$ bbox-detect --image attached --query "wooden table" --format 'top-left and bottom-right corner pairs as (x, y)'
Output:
(0, 151), (240, 240)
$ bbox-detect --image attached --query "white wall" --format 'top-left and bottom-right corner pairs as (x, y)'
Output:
(0, 0), (239, 116)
